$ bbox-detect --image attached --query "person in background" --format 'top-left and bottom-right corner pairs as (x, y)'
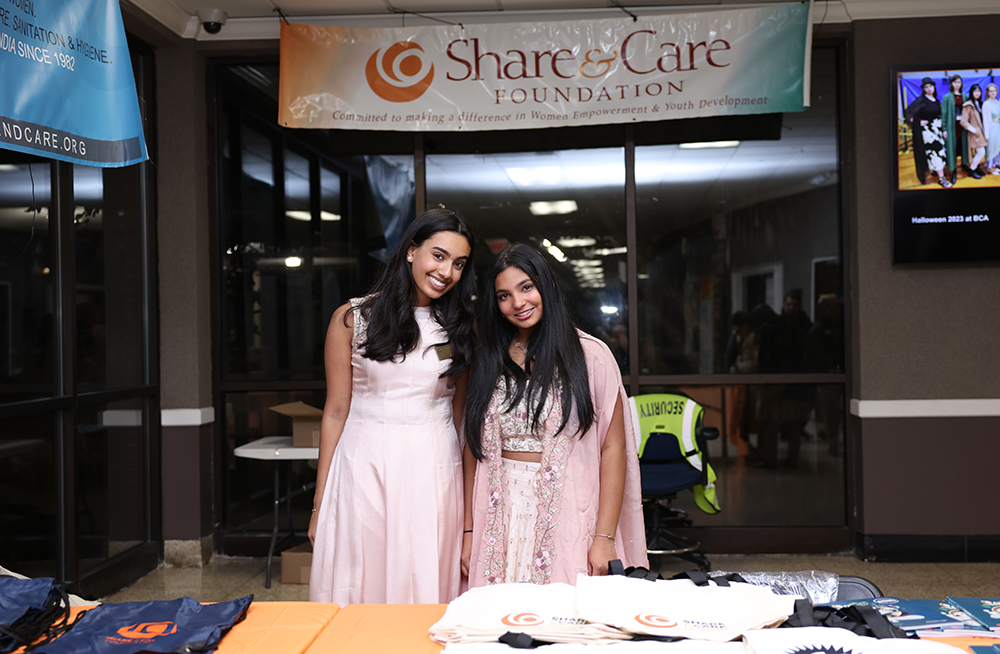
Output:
(983, 83), (1000, 175)
(960, 83), (988, 179)
(724, 311), (752, 457)
(461, 244), (646, 586)
(904, 77), (951, 188)
(776, 291), (812, 469)
(940, 74), (968, 184)
(806, 295), (844, 456)
(309, 208), (476, 606)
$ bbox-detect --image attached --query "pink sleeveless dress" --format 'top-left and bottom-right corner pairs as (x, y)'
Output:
(309, 301), (463, 605)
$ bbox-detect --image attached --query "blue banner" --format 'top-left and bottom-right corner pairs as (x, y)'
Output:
(0, 0), (147, 167)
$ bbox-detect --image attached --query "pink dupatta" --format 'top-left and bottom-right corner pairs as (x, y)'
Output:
(468, 331), (648, 586)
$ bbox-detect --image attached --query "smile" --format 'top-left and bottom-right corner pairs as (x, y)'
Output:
(514, 307), (534, 319)
(428, 275), (448, 290)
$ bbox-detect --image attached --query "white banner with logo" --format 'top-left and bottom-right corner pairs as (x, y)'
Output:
(279, 3), (812, 132)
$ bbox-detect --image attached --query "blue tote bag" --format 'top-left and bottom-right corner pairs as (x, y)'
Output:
(0, 576), (70, 653)
(35, 595), (252, 654)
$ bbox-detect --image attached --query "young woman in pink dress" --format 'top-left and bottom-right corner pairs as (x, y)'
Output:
(309, 208), (476, 605)
(461, 244), (647, 586)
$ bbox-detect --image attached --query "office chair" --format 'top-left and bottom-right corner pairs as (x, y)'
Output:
(835, 576), (884, 601)
(629, 393), (720, 572)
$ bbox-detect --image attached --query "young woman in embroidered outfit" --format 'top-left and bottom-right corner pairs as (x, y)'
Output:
(309, 208), (476, 605)
(461, 244), (646, 586)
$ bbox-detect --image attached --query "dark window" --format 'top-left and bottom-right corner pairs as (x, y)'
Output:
(0, 38), (158, 593)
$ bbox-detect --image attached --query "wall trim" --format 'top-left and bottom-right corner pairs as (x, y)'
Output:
(161, 407), (216, 426)
(851, 398), (1000, 418)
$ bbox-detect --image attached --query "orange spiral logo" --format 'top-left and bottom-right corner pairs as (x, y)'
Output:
(634, 614), (677, 629)
(365, 41), (434, 103)
(116, 622), (178, 639)
(501, 612), (544, 627)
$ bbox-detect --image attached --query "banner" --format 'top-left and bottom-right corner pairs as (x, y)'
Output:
(279, 3), (812, 132)
(0, 0), (147, 166)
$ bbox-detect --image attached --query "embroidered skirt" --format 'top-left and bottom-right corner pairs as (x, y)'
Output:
(501, 458), (541, 583)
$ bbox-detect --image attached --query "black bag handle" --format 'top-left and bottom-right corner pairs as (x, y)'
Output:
(608, 559), (661, 581)
(850, 605), (909, 639)
(780, 599), (910, 639)
(669, 570), (747, 586)
(0, 577), (74, 654)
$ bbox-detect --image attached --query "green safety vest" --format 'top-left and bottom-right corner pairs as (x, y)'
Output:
(628, 394), (720, 515)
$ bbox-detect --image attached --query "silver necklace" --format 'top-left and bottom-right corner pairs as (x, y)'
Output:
(514, 340), (528, 355)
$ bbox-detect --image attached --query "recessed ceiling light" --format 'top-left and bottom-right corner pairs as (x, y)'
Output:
(589, 247), (628, 256)
(678, 140), (740, 149)
(286, 210), (341, 221)
(506, 166), (563, 187)
(557, 236), (596, 247)
(529, 200), (578, 216)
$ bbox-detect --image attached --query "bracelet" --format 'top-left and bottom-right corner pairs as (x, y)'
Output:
(311, 508), (319, 513)
(463, 530), (473, 534)
(594, 533), (615, 542)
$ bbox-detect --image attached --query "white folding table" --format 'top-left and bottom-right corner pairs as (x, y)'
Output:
(233, 436), (318, 588)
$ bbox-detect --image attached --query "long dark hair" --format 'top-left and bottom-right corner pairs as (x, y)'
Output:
(969, 84), (984, 112)
(464, 244), (594, 460)
(352, 207), (476, 377)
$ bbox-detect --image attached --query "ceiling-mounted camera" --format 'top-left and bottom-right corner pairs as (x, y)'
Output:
(197, 8), (227, 34)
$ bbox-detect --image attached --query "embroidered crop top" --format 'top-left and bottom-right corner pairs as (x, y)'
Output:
(494, 379), (552, 453)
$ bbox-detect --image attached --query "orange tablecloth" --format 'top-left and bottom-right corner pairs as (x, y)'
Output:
(304, 603), (446, 654)
(216, 601), (339, 653)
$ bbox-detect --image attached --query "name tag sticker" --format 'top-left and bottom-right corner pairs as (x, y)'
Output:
(435, 343), (453, 360)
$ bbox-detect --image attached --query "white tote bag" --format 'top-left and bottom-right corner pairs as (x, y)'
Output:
(576, 574), (798, 642)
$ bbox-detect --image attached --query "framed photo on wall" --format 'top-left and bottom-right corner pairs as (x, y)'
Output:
(891, 65), (1000, 264)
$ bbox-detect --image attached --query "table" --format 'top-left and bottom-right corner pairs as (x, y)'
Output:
(233, 436), (318, 588)
(18, 602), (999, 654)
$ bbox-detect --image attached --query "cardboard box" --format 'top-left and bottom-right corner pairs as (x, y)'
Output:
(280, 542), (312, 584)
(269, 401), (322, 448)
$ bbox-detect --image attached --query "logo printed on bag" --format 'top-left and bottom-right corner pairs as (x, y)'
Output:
(365, 42), (435, 102)
(114, 621), (179, 640)
(635, 614), (678, 628)
(501, 612), (544, 627)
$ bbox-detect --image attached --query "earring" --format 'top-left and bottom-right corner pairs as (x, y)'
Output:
(407, 255), (413, 262)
